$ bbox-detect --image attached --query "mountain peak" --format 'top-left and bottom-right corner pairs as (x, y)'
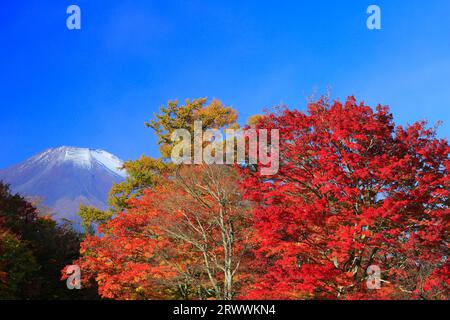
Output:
(29, 146), (126, 178)
(0, 146), (127, 228)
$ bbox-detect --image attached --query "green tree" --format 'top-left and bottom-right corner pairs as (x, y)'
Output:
(107, 98), (239, 213)
(108, 156), (171, 213)
(0, 182), (98, 299)
(146, 98), (238, 159)
(78, 204), (113, 234)
(0, 229), (38, 299)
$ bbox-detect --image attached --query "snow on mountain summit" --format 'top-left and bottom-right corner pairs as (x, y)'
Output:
(90, 149), (127, 178)
(0, 146), (127, 229)
(28, 146), (127, 178)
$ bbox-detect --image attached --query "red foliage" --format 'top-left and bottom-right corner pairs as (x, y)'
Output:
(70, 165), (254, 300)
(241, 97), (449, 299)
(65, 208), (178, 299)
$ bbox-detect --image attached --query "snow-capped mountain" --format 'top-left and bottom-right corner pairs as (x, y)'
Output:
(0, 146), (127, 229)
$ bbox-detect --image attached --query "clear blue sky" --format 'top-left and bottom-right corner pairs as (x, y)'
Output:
(1, 0), (449, 167)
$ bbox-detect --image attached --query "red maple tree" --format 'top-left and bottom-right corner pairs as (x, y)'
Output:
(69, 165), (254, 300)
(241, 97), (449, 299)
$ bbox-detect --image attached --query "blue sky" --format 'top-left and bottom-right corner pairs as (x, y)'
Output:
(1, 0), (449, 167)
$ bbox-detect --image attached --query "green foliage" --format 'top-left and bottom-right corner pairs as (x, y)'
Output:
(0, 230), (38, 299)
(108, 156), (172, 213)
(0, 182), (98, 299)
(78, 204), (113, 234)
(108, 98), (239, 213)
(146, 98), (238, 159)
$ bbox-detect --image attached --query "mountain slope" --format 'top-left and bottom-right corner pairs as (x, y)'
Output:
(0, 146), (126, 228)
